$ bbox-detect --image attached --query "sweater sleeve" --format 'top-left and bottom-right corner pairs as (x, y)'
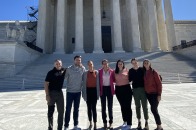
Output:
(82, 71), (87, 101)
(154, 71), (162, 96)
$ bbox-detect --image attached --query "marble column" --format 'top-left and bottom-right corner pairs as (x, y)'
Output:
(141, 0), (151, 52)
(93, 0), (103, 53)
(36, 0), (47, 53)
(112, 0), (124, 53)
(74, 0), (84, 53)
(156, 0), (168, 51)
(164, 0), (177, 51)
(147, 0), (160, 51)
(37, 0), (54, 53)
(126, 0), (142, 52)
(54, 0), (66, 53)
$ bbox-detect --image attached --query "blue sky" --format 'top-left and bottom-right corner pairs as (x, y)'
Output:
(0, 0), (195, 21)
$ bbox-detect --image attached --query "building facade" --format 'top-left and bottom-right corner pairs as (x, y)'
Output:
(36, 0), (177, 54)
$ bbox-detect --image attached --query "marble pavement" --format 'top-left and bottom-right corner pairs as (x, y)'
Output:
(0, 83), (196, 130)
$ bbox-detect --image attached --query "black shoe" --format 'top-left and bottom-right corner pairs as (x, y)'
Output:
(154, 128), (163, 130)
(143, 121), (149, 130)
(109, 123), (113, 130)
(136, 121), (142, 130)
(88, 124), (92, 130)
(103, 123), (107, 130)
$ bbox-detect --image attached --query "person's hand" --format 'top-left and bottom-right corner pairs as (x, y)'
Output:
(46, 95), (50, 104)
(157, 96), (161, 102)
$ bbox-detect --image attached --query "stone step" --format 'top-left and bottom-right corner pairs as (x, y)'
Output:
(0, 52), (196, 90)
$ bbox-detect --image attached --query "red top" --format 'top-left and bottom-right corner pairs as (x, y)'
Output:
(86, 71), (97, 88)
(144, 69), (162, 96)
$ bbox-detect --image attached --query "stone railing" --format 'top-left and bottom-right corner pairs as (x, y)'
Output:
(173, 40), (196, 51)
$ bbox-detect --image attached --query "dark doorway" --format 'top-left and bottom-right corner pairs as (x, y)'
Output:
(102, 26), (112, 53)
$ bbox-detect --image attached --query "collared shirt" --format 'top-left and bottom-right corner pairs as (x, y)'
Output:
(102, 70), (110, 86)
(45, 67), (66, 91)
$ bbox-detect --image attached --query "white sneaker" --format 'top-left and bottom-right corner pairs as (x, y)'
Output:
(74, 125), (81, 130)
(121, 122), (127, 127)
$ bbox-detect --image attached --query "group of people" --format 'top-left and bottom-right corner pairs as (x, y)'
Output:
(44, 55), (163, 130)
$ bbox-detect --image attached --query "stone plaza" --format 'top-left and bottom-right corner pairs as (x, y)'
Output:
(0, 83), (196, 130)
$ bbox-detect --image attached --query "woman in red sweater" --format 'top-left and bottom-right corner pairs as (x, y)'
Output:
(143, 59), (163, 130)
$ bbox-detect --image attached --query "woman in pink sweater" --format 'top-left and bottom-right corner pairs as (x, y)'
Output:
(114, 59), (132, 129)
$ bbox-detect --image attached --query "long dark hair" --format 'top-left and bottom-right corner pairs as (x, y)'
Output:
(115, 59), (125, 74)
(143, 59), (152, 75)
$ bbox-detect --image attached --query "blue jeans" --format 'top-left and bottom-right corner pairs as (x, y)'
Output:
(64, 92), (81, 127)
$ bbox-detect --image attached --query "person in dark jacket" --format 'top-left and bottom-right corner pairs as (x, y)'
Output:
(143, 59), (163, 130)
(129, 58), (149, 130)
(44, 59), (66, 130)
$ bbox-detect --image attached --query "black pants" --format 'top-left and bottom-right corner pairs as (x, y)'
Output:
(86, 87), (97, 123)
(100, 86), (113, 124)
(48, 90), (64, 130)
(115, 84), (132, 125)
(146, 93), (162, 125)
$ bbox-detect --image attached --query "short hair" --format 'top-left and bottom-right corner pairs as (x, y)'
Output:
(131, 58), (137, 63)
(55, 59), (62, 63)
(74, 55), (82, 60)
(102, 59), (108, 64)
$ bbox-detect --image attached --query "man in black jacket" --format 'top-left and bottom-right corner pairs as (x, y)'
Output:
(44, 59), (66, 130)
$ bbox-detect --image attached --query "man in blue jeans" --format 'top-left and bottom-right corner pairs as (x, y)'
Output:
(64, 55), (85, 130)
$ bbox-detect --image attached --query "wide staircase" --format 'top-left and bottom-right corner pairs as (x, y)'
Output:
(0, 52), (196, 90)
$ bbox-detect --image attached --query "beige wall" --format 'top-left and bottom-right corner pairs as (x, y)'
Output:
(175, 21), (196, 45)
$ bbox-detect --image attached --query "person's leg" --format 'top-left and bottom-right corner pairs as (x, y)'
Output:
(106, 87), (113, 125)
(86, 100), (92, 121)
(146, 94), (162, 125)
(73, 92), (81, 126)
(56, 91), (64, 130)
(91, 88), (97, 123)
(140, 89), (149, 129)
(47, 91), (56, 130)
(140, 89), (148, 121)
(133, 88), (141, 120)
(48, 105), (55, 130)
(100, 90), (107, 124)
(64, 92), (74, 128)
(123, 86), (132, 126)
(133, 88), (142, 129)
(115, 86), (127, 122)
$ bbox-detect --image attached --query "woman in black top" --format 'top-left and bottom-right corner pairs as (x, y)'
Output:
(129, 58), (149, 130)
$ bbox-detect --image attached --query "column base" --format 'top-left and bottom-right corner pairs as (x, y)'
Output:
(53, 51), (65, 54)
(151, 48), (161, 52)
(73, 50), (85, 54)
(132, 48), (143, 52)
(93, 50), (104, 53)
(114, 50), (125, 53)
